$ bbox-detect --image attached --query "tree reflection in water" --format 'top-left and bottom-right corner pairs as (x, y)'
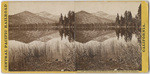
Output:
(59, 27), (141, 43)
(59, 27), (75, 42)
(115, 27), (141, 43)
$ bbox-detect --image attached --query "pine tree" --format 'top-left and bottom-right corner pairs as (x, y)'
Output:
(68, 11), (71, 24)
(120, 15), (124, 26)
(64, 15), (67, 25)
(124, 11), (132, 27)
(135, 4), (141, 28)
(72, 11), (75, 22)
(116, 13), (120, 26)
(128, 11), (132, 22)
(59, 13), (63, 25)
(136, 4), (141, 20)
(124, 10), (128, 22)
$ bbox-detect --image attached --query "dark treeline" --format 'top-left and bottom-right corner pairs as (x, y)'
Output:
(9, 23), (59, 31)
(75, 23), (114, 28)
(59, 11), (75, 27)
(115, 4), (141, 28)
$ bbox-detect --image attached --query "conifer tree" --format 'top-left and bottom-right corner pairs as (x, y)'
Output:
(124, 10), (128, 22)
(116, 13), (120, 26)
(120, 15), (124, 26)
(128, 11), (132, 22)
(136, 4), (141, 20)
(59, 13), (63, 25)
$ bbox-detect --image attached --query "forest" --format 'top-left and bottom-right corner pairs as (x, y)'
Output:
(115, 4), (141, 28)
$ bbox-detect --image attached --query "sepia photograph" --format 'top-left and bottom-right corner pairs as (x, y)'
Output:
(8, 1), (141, 71)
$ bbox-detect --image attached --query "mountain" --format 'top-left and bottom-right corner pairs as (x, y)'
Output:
(9, 11), (115, 25)
(92, 11), (116, 21)
(9, 11), (56, 25)
(36, 11), (59, 22)
(75, 11), (113, 24)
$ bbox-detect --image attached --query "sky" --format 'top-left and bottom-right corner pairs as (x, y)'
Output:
(9, 1), (141, 16)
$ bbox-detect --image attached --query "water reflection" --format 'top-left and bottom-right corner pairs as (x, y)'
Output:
(59, 27), (75, 42)
(9, 26), (141, 43)
(59, 27), (141, 43)
(116, 28), (133, 42)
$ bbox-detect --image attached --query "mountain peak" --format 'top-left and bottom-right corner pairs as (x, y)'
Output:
(76, 10), (89, 14)
(21, 11), (32, 14)
(36, 11), (59, 22)
(96, 11), (108, 15)
(15, 11), (34, 16)
(23, 11), (31, 13)
(9, 10), (56, 25)
(38, 11), (51, 15)
(97, 11), (105, 13)
(92, 11), (116, 21)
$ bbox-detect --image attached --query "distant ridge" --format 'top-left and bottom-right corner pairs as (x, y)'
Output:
(75, 10), (113, 24)
(9, 10), (115, 25)
(9, 11), (56, 25)
(92, 11), (116, 21)
(36, 11), (59, 22)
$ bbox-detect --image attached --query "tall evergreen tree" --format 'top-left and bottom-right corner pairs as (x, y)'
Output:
(59, 13), (63, 25)
(136, 4), (141, 20)
(116, 13), (120, 25)
(64, 15), (67, 25)
(72, 11), (75, 22)
(135, 4), (141, 28)
(124, 10), (128, 22)
(128, 11), (132, 22)
(120, 15), (124, 26)
(68, 11), (71, 24)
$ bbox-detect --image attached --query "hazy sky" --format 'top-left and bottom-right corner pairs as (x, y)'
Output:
(9, 1), (141, 16)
